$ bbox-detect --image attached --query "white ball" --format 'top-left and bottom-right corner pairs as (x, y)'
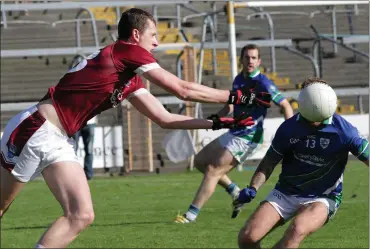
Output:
(298, 83), (337, 122)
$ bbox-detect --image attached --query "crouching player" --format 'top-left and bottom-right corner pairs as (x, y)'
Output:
(234, 77), (369, 249)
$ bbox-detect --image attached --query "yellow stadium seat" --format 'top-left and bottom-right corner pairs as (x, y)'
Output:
(157, 22), (171, 32)
(90, 7), (118, 25)
(158, 28), (198, 55)
(289, 99), (299, 110)
(337, 104), (357, 114)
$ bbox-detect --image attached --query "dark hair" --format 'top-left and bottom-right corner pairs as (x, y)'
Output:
(118, 8), (156, 41)
(301, 77), (328, 89)
(239, 44), (261, 61)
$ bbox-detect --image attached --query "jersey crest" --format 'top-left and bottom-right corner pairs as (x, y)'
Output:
(320, 138), (330, 149)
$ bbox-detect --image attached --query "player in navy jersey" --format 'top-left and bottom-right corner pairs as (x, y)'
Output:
(0, 8), (271, 248)
(235, 77), (369, 249)
(175, 44), (293, 224)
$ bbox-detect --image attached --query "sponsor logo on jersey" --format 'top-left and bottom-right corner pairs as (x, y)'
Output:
(110, 80), (131, 107)
(320, 138), (330, 149)
(296, 153), (325, 165)
(110, 88), (123, 108)
(290, 138), (300, 144)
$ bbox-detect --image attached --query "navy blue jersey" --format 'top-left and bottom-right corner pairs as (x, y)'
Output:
(230, 71), (285, 141)
(270, 113), (369, 198)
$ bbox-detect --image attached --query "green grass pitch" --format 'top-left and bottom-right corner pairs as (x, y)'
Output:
(1, 161), (368, 248)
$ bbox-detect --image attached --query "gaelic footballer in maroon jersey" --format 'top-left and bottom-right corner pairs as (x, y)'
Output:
(0, 8), (262, 248)
(41, 42), (159, 137)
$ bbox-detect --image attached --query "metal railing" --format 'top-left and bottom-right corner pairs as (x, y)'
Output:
(1, 1), (368, 89)
(3, 1), (367, 72)
(245, 11), (276, 72)
(2, 87), (367, 112)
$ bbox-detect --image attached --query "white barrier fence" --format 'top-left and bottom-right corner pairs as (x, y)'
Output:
(75, 126), (123, 169)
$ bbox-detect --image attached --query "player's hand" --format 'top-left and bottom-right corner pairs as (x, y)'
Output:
(207, 112), (254, 130)
(233, 186), (257, 205)
(228, 87), (272, 108)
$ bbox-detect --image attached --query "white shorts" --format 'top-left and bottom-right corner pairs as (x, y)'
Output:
(0, 105), (80, 182)
(264, 189), (339, 222)
(218, 131), (261, 164)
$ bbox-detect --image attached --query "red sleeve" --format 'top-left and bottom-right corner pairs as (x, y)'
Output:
(133, 76), (146, 90)
(113, 41), (160, 75)
(123, 76), (149, 100)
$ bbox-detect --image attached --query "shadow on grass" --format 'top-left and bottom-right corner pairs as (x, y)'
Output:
(2, 221), (174, 231)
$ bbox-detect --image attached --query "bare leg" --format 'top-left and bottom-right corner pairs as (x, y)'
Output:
(272, 202), (328, 249)
(194, 141), (235, 189)
(192, 138), (236, 209)
(238, 202), (283, 249)
(0, 166), (25, 218)
(218, 174), (234, 189)
(36, 161), (94, 248)
(174, 137), (245, 223)
(194, 154), (234, 189)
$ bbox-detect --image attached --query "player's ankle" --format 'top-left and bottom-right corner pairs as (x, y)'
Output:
(185, 204), (200, 221)
(226, 182), (240, 198)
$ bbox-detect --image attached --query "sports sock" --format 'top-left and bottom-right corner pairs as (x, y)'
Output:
(226, 182), (240, 199)
(185, 204), (200, 221)
(35, 244), (45, 249)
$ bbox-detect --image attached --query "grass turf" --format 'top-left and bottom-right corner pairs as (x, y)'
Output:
(1, 161), (368, 248)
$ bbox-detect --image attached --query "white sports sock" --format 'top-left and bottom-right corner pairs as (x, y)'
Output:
(230, 186), (241, 199)
(35, 244), (45, 248)
(184, 211), (197, 221)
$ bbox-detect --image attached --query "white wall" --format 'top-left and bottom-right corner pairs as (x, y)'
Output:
(76, 126), (124, 168)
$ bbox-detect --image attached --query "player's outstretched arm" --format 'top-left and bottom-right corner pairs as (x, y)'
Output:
(215, 103), (234, 117)
(249, 147), (282, 190)
(128, 92), (254, 130)
(142, 68), (228, 103)
(233, 147), (282, 206)
(142, 68), (272, 107)
(279, 99), (294, 120)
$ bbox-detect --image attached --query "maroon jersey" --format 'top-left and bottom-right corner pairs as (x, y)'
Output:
(41, 41), (160, 136)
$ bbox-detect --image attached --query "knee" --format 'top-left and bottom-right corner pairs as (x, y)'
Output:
(285, 222), (307, 241)
(238, 225), (261, 248)
(194, 157), (223, 177)
(66, 210), (95, 230)
(204, 164), (224, 178)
